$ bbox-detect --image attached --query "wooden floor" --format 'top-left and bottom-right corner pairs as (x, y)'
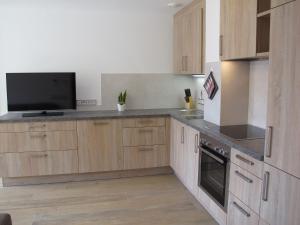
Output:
(0, 175), (217, 225)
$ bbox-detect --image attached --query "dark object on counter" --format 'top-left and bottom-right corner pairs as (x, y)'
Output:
(0, 214), (12, 225)
(184, 89), (191, 103)
(204, 72), (218, 100)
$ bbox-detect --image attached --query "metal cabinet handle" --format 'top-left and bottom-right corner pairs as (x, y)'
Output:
(30, 153), (48, 158)
(265, 127), (273, 158)
(262, 171), (270, 201)
(233, 202), (250, 217)
(30, 134), (47, 138)
(219, 35), (223, 57)
(94, 122), (110, 126)
(181, 56), (185, 72)
(185, 56), (188, 72)
(181, 127), (185, 144)
(235, 171), (253, 183)
(194, 133), (199, 154)
(235, 154), (254, 165)
(138, 119), (154, 124)
(138, 147), (154, 152)
(29, 124), (46, 129)
(138, 129), (154, 133)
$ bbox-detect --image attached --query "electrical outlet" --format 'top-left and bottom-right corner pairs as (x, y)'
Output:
(77, 99), (97, 106)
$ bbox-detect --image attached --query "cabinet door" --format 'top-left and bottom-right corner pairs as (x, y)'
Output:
(260, 163), (300, 225)
(77, 120), (123, 173)
(174, 0), (204, 74)
(271, 0), (295, 8)
(220, 0), (257, 60)
(227, 193), (259, 225)
(183, 126), (200, 196)
(170, 119), (185, 181)
(265, 1), (300, 178)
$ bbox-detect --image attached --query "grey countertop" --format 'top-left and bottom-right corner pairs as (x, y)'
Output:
(0, 108), (265, 161)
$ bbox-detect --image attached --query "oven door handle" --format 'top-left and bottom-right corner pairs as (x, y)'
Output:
(201, 148), (224, 164)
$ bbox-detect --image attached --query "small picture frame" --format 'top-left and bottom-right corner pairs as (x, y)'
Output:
(203, 72), (219, 100)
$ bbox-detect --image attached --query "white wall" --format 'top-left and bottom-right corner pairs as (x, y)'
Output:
(0, 0), (187, 114)
(248, 60), (269, 128)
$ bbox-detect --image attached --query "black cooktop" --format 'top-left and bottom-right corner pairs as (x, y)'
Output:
(219, 125), (265, 140)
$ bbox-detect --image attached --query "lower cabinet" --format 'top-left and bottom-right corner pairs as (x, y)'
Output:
(123, 145), (169, 170)
(77, 119), (123, 173)
(0, 150), (78, 177)
(227, 193), (260, 225)
(259, 163), (300, 225)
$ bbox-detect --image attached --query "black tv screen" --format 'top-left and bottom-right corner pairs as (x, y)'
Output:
(6, 73), (76, 111)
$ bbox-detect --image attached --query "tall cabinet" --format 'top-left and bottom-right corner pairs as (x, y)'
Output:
(173, 0), (205, 74)
(260, 1), (300, 225)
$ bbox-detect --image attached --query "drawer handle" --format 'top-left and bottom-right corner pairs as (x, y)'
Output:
(138, 147), (154, 152)
(30, 153), (48, 158)
(262, 171), (270, 201)
(233, 201), (250, 217)
(29, 124), (46, 129)
(138, 120), (154, 124)
(235, 171), (253, 183)
(30, 134), (47, 138)
(194, 133), (199, 153)
(138, 129), (154, 133)
(181, 127), (185, 144)
(235, 154), (254, 165)
(94, 122), (110, 126)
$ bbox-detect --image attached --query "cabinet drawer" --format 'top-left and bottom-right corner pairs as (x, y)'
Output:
(1, 150), (78, 177)
(227, 193), (259, 225)
(123, 145), (169, 170)
(231, 148), (263, 179)
(0, 121), (76, 133)
(0, 131), (78, 153)
(229, 163), (262, 214)
(123, 127), (166, 147)
(122, 117), (165, 128)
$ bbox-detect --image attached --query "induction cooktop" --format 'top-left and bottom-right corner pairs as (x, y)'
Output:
(219, 125), (265, 140)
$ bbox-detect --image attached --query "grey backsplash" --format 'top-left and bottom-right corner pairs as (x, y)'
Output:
(78, 73), (205, 111)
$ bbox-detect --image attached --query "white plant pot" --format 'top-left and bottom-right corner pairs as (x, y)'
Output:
(117, 104), (126, 112)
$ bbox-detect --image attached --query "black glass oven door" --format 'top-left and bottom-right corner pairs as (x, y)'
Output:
(200, 147), (227, 207)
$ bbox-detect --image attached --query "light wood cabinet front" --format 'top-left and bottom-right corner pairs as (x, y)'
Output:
(123, 145), (169, 170)
(220, 0), (257, 60)
(77, 120), (123, 173)
(260, 163), (300, 225)
(0, 150), (78, 178)
(122, 127), (166, 147)
(271, 0), (295, 8)
(227, 193), (260, 225)
(265, 0), (300, 178)
(0, 131), (77, 153)
(174, 0), (205, 74)
(229, 163), (262, 214)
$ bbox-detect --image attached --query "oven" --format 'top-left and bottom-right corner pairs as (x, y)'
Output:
(198, 133), (230, 211)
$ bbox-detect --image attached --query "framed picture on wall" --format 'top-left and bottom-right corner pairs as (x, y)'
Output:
(203, 72), (218, 100)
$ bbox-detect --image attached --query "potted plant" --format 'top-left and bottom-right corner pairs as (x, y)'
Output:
(117, 90), (127, 112)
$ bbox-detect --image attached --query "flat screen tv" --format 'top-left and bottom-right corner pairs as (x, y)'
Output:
(6, 73), (76, 116)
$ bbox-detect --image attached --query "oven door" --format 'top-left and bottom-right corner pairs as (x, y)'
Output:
(199, 145), (228, 208)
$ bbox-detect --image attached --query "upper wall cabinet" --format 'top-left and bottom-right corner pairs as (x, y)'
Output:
(220, 0), (271, 60)
(264, 0), (300, 179)
(174, 0), (205, 75)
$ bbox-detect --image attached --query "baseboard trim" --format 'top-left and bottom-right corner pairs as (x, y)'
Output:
(2, 167), (173, 187)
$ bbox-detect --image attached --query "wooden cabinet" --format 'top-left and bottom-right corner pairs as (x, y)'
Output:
(265, 0), (300, 178)
(77, 120), (123, 173)
(0, 150), (78, 178)
(123, 145), (169, 170)
(220, 0), (257, 60)
(0, 131), (77, 153)
(229, 163), (262, 214)
(174, 0), (205, 74)
(260, 163), (300, 225)
(227, 193), (260, 225)
(183, 126), (200, 196)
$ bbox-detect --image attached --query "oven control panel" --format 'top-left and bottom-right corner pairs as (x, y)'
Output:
(200, 133), (231, 158)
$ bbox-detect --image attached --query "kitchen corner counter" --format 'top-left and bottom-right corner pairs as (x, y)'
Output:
(0, 108), (265, 161)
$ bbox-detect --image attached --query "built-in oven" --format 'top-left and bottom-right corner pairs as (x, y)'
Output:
(198, 133), (230, 211)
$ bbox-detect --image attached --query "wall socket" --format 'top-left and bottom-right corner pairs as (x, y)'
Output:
(77, 99), (98, 106)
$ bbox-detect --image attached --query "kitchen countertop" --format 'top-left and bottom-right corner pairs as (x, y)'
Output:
(0, 108), (265, 161)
